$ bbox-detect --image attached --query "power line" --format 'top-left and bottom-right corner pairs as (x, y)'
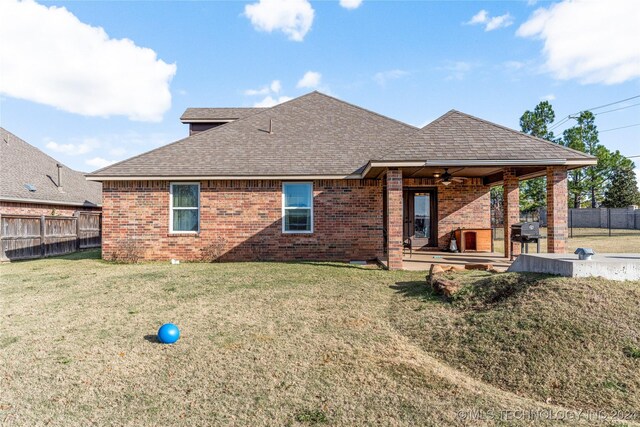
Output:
(595, 102), (640, 116)
(548, 116), (572, 132)
(548, 94), (640, 132)
(599, 123), (640, 133)
(585, 94), (640, 112)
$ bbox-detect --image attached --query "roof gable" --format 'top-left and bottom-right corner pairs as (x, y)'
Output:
(0, 128), (102, 206)
(380, 110), (594, 162)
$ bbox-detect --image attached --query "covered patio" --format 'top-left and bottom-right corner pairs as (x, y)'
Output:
(366, 110), (596, 271)
(377, 165), (573, 270)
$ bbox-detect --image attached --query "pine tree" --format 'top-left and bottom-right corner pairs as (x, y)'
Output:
(519, 101), (557, 213)
(602, 166), (640, 208)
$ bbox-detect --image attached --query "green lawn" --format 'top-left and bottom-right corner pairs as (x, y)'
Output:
(1, 250), (639, 426)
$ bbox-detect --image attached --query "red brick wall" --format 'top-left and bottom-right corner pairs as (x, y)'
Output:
(102, 179), (384, 262)
(547, 166), (568, 253)
(404, 178), (491, 249)
(0, 201), (100, 217)
(102, 177), (491, 263)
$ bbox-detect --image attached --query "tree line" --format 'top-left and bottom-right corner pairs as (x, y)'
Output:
(517, 101), (639, 210)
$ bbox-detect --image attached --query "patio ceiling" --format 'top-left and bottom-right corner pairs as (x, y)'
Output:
(363, 163), (589, 186)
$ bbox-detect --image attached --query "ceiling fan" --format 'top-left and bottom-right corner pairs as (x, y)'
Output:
(434, 168), (467, 186)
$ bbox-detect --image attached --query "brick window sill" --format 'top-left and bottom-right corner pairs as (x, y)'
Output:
(167, 233), (200, 238)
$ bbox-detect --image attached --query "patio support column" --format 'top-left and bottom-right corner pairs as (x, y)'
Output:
(503, 167), (520, 259)
(546, 166), (568, 253)
(386, 169), (403, 270)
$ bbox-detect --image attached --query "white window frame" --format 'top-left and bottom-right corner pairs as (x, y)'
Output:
(169, 182), (200, 234)
(282, 182), (313, 234)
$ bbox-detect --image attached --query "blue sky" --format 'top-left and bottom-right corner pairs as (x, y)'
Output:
(1, 0), (639, 179)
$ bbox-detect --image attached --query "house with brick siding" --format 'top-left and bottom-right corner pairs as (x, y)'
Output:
(87, 92), (595, 269)
(1, 128), (102, 217)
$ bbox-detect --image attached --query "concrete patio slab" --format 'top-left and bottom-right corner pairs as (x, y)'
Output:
(507, 253), (640, 281)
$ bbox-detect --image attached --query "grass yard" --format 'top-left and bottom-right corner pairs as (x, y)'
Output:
(493, 227), (640, 255)
(2, 250), (640, 426)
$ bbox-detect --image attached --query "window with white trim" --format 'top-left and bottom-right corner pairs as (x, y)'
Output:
(282, 182), (313, 233)
(170, 183), (200, 233)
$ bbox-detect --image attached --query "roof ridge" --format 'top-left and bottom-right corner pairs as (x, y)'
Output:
(0, 127), (86, 173)
(419, 109), (458, 129)
(311, 91), (419, 131)
(446, 110), (595, 160)
(184, 107), (267, 110)
(93, 92), (421, 177)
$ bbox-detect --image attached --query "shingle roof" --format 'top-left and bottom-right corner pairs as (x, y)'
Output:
(0, 128), (102, 207)
(380, 110), (594, 162)
(90, 92), (419, 178)
(88, 93), (595, 180)
(180, 107), (266, 121)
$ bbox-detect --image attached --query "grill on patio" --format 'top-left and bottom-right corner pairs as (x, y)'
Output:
(510, 222), (541, 260)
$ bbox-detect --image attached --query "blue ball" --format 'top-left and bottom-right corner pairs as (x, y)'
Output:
(157, 323), (180, 344)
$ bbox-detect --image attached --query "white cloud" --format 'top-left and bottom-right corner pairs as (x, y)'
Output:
(468, 10), (488, 25)
(270, 80), (282, 93)
(245, 79), (283, 96)
(253, 95), (293, 108)
(86, 157), (117, 169)
(517, 0), (640, 85)
(244, 87), (271, 96)
(0, 0), (176, 122)
(245, 80), (279, 96)
(244, 0), (314, 42)
(45, 138), (99, 155)
(466, 9), (513, 31)
(440, 61), (475, 81)
(373, 69), (408, 85)
(340, 0), (363, 10)
(540, 94), (556, 101)
(296, 71), (322, 89)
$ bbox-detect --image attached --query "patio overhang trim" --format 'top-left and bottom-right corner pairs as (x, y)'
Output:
(362, 158), (597, 178)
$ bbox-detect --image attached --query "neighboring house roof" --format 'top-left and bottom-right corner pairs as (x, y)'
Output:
(180, 107), (266, 122)
(379, 110), (594, 163)
(0, 128), (102, 207)
(87, 92), (596, 180)
(89, 92), (419, 178)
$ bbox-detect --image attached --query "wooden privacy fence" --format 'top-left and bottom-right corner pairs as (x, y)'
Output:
(0, 212), (101, 261)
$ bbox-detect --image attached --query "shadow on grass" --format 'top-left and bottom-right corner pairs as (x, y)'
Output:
(291, 261), (382, 270)
(48, 249), (102, 261)
(143, 334), (160, 344)
(450, 273), (549, 310)
(390, 281), (441, 303)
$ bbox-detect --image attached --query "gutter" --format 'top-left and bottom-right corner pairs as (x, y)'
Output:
(86, 174), (364, 182)
(86, 158), (597, 182)
(0, 197), (101, 208)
